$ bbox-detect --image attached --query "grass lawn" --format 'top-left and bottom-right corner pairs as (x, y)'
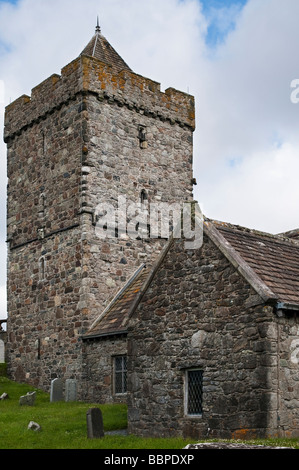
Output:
(0, 376), (298, 450)
(0, 377), (196, 449)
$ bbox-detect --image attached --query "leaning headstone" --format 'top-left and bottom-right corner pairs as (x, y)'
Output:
(50, 378), (64, 402)
(28, 421), (41, 432)
(86, 408), (104, 439)
(0, 393), (9, 400)
(65, 379), (77, 402)
(19, 391), (36, 406)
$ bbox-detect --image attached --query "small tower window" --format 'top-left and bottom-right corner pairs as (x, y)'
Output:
(140, 189), (148, 204)
(39, 257), (46, 281)
(138, 126), (147, 149)
(36, 338), (41, 360)
(38, 193), (46, 219)
(41, 131), (46, 155)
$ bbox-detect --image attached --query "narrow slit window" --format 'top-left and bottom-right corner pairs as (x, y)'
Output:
(114, 355), (127, 395)
(138, 126), (147, 149)
(39, 257), (46, 281)
(37, 338), (41, 360)
(140, 189), (148, 204)
(38, 193), (46, 218)
(41, 131), (46, 154)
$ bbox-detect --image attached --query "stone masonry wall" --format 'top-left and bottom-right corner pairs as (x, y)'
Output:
(5, 52), (195, 394)
(82, 335), (128, 403)
(267, 315), (299, 437)
(80, 87), (194, 323)
(6, 96), (82, 248)
(6, 228), (86, 391)
(6, 85), (85, 391)
(127, 235), (278, 440)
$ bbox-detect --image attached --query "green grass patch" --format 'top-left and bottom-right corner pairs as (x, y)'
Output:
(0, 377), (298, 449)
(0, 377), (194, 449)
(0, 363), (7, 377)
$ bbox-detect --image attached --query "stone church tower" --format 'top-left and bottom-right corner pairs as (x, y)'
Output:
(4, 24), (195, 393)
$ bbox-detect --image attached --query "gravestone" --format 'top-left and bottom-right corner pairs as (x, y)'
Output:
(50, 378), (64, 402)
(65, 379), (77, 402)
(86, 408), (104, 439)
(19, 391), (36, 406)
(0, 340), (4, 363)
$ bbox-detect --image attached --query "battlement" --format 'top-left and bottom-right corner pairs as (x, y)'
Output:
(4, 54), (195, 143)
(4, 58), (83, 142)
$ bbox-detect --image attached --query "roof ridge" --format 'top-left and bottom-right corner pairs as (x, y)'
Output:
(206, 217), (299, 247)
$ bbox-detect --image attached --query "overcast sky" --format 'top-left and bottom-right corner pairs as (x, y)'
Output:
(0, 0), (299, 319)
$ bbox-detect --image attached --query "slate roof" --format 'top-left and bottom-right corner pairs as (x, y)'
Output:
(83, 264), (149, 339)
(80, 26), (132, 73)
(83, 218), (299, 340)
(206, 219), (299, 307)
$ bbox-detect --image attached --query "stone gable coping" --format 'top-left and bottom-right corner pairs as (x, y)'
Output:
(204, 220), (278, 304)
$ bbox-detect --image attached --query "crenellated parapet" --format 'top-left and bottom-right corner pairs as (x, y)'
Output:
(79, 55), (195, 130)
(4, 58), (83, 143)
(4, 54), (195, 144)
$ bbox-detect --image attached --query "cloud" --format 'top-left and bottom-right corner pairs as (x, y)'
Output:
(200, 141), (299, 233)
(193, 0), (299, 233)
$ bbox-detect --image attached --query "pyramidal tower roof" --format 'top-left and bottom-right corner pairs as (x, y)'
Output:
(81, 19), (132, 73)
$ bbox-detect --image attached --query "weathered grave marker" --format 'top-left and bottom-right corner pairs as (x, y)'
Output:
(86, 408), (104, 439)
(19, 391), (36, 406)
(0, 339), (4, 363)
(65, 379), (77, 402)
(50, 378), (64, 402)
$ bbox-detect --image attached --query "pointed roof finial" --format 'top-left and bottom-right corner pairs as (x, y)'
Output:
(95, 15), (101, 34)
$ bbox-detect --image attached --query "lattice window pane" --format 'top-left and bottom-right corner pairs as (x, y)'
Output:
(187, 370), (203, 415)
(114, 356), (127, 394)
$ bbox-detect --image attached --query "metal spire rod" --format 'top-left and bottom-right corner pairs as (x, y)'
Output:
(95, 15), (101, 34)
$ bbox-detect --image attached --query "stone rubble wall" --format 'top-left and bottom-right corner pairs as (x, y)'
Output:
(6, 227), (84, 391)
(127, 235), (298, 439)
(268, 316), (299, 437)
(80, 88), (194, 324)
(82, 335), (128, 403)
(5, 52), (195, 395)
